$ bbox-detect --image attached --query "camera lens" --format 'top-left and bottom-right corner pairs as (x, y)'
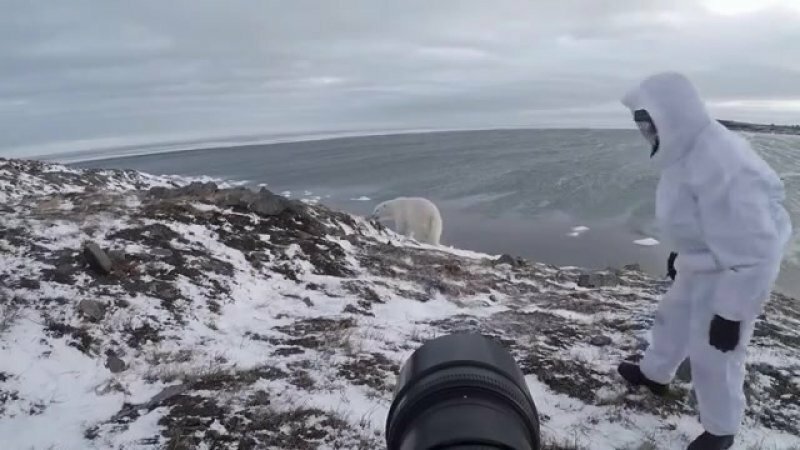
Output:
(386, 333), (540, 450)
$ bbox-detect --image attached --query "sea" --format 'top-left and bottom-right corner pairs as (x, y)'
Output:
(69, 128), (800, 297)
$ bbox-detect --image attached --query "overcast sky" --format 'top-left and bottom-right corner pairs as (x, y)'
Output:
(2, 0), (799, 158)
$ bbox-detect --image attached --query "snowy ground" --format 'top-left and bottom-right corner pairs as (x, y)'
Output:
(1, 158), (799, 450)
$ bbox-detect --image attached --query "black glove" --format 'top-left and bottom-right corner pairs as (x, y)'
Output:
(667, 252), (678, 281)
(709, 315), (740, 352)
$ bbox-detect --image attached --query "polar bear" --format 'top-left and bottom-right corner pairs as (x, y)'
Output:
(370, 197), (443, 245)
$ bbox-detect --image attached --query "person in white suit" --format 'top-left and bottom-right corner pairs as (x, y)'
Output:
(617, 72), (792, 450)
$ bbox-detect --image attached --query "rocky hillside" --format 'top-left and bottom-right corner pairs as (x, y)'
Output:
(0, 158), (798, 450)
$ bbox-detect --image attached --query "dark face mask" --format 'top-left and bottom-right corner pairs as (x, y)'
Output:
(633, 109), (660, 157)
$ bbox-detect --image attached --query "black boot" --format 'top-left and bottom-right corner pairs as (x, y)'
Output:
(687, 432), (734, 450)
(617, 362), (669, 396)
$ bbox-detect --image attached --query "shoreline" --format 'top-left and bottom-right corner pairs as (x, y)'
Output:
(305, 195), (800, 298)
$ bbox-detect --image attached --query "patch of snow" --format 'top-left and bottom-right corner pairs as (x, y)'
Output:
(31, 220), (84, 251)
(190, 202), (219, 212)
(0, 321), (127, 450)
(301, 195), (322, 205)
(634, 237), (660, 246)
(99, 406), (169, 449)
(350, 196), (371, 201)
(568, 226), (590, 237)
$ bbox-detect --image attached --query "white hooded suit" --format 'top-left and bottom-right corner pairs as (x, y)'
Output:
(622, 73), (792, 436)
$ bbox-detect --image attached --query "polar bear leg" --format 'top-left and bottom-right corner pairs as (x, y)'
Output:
(426, 213), (442, 245)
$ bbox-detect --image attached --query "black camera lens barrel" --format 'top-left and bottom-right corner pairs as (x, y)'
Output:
(386, 333), (541, 450)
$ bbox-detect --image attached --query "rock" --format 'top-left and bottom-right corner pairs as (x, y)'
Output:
(676, 358), (692, 382)
(215, 187), (253, 208)
(149, 182), (218, 200)
(83, 242), (113, 275)
(197, 258), (234, 276)
(577, 273), (593, 287)
(577, 272), (619, 288)
(624, 263), (642, 272)
(423, 279), (449, 296)
(78, 299), (106, 322)
(211, 187), (294, 217)
(688, 387), (698, 410)
(131, 224), (177, 242)
(589, 335), (612, 347)
(495, 254), (519, 267)
(19, 278), (40, 290)
(149, 248), (174, 259)
(152, 283), (180, 301)
(295, 230), (314, 241)
(301, 297), (314, 307)
(115, 298), (130, 308)
(147, 186), (170, 198)
(342, 304), (375, 317)
(112, 384), (189, 421)
(489, 294), (498, 302)
(53, 263), (75, 284)
(606, 267), (624, 276)
(35, 198), (62, 212)
(105, 354), (127, 373)
(178, 181), (218, 198)
(108, 250), (126, 263)
(250, 194), (289, 216)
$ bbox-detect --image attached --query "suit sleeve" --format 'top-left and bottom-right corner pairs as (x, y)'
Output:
(694, 165), (781, 321)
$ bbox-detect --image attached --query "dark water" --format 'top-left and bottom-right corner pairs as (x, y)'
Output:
(72, 129), (800, 296)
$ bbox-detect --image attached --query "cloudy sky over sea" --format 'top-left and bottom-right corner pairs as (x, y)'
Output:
(2, 0), (799, 157)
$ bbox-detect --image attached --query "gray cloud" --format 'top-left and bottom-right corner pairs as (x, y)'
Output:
(1, 0), (799, 157)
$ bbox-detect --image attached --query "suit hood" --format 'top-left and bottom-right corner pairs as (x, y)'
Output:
(622, 72), (713, 168)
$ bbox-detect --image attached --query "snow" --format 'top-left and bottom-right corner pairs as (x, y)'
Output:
(634, 237), (661, 246)
(301, 195), (322, 205)
(568, 225), (590, 237)
(350, 196), (372, 201)
(1, 158), (798, 449)
(0, 320), (128, 450)
(526, 375), (672, 449)
(190, 202), (219, 212)
(100, 406), (169, 449)
(30, 220), (84, 250)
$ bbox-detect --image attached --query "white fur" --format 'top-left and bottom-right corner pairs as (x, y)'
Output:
(371, 197), (443, 245)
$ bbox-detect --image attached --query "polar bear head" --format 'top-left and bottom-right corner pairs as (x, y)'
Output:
(370, 199), (395, 221)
